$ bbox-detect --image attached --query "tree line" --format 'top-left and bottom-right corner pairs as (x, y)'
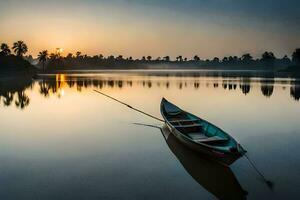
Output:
(1, 41), (300, 71)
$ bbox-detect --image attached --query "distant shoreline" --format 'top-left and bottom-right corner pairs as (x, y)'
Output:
(35, 68), (299, 79)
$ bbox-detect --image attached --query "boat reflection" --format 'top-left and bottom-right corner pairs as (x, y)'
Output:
(160, 125), (248, 200)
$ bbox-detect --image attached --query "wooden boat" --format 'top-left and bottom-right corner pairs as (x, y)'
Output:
(160, 98), (246, 165)
(160, 125), (247, 200)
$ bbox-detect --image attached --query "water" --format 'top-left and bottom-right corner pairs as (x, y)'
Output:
(0, 71), (300, 200)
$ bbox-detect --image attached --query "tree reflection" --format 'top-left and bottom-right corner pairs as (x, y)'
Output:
(39, 80), (51, 97)
(261, 79), (274, 97)
(3, 73), (300, 110)
(239, 78), (251, 95)
(290, 83), (300, 101)
(2, 92), (14, 106)
(15, 91), (30, 109)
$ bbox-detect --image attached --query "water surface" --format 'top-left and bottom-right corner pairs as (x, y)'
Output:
(0, 71), (300, 199)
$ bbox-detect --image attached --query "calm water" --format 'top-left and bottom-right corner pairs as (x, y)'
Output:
(0, 71), (300, 200)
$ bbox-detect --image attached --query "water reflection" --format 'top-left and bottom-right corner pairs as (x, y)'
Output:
(1, 73), (300, 109)
(161, 125), (247, 200)
(260, 78), (275, 97)
(0, 75), (32, 109)
(290, 84), (300, 101)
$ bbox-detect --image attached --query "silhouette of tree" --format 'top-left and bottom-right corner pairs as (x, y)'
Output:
(163, 56), (170, 61)
(213, 57), (220, 64)
(147, 56), (152, 61)
(12, 41), (28, 57)
(38, 50), (48, 71)
(0, 43), (11, 56)
(76, 51), (82, 58)
(222, 57), (228, 63)
(142, 56), (146, 61)
(241, 53), (253, 64)
(66, 53), (73, 59)
(49, 53), (57, 60)
(116, 55), (123, 61)
(176, 55), (183, 62)
(193, 55), (200, 61)
(292, 48), (300, 64)
(261, 51), (276, 67)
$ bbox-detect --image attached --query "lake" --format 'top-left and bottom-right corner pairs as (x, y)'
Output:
(0, 71), (300, 200)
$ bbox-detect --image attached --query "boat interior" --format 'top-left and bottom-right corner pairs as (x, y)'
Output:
(163, 105), (230, 145)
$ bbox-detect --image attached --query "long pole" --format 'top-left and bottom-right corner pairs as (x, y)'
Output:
(93, 89), (165, 122)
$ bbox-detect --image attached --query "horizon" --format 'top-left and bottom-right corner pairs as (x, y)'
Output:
(1, 0), (300, 58)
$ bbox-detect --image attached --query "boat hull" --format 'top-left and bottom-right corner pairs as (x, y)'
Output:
(164, 123), (242, 165)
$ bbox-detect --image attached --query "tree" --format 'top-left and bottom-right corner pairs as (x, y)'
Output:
(262, 52), (276, 60)
(147, 56), (152, 61)
(38, 50), (49, 71)
(292, 48), (300, 64)
(49, 53), (57, 60)
(12, 41), (28, 57)
(222, 57), (228, 63)
(0, 43), (11, 56)
(76, 51), (82, 58)
(66, 53), (73, 59)
(213, 57), (220, 63)
(241, 53), (253, 63)
(261, 51), (276, 67)
(163, 56), (170, 62)
(116, 55), (123, 61)
(176, 55), (183, 62)
(193, 55), (200, 61)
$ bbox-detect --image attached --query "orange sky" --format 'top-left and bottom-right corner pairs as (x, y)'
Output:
(1, 0), (299, 59)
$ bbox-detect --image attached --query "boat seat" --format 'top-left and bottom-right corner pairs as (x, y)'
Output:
(174, 124), (202, 128)
(169, 119), (199, 123)
(194, 136), (228, 143)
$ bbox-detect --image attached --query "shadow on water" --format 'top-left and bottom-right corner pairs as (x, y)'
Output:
(160, 125), (248, 200)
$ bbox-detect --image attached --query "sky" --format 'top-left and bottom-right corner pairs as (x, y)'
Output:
(0, 0), (300, 59)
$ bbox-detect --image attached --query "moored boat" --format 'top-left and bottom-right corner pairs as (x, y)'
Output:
(160, 98), (246, 165)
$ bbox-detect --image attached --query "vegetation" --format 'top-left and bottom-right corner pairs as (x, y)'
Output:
(12, 41), (28, 57)
(37, 50), (49, 72)
(39, 50), (296, 72)
(0, 40), (299, 75)
(0, 41), (35, 76)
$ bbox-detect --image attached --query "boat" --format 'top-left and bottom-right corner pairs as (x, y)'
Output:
(160, 98), (246, 165)
(160, 125), (248, 200)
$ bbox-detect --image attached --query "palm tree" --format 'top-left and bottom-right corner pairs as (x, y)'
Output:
(0, 43), (11, 56)
(12, 41), (28, 57)
(76, 51), (82, 58)
(38, 50), (48, 72)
